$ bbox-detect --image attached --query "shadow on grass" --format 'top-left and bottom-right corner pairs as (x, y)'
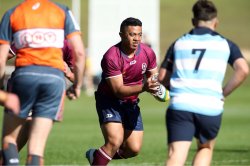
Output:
(187, 148), (250, 165)
(214, 148), (250, 153)
(189, 147), (250, 153)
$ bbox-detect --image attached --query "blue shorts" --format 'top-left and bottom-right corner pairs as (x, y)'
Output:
(166, 109), (222, 144)
(95, 92), (143, 131)
(6, 66), (66, 121)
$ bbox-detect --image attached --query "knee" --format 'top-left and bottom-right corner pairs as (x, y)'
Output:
(127, 151), (139, 158)
(105, 138), (123, 151)
(122, 142), (142, 158)
(198, 141), (215, 151)
(129, 143), (141, 156)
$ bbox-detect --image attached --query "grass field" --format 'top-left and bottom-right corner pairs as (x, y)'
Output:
(1, 82), (249, 165)
(0, 0), (250, 165)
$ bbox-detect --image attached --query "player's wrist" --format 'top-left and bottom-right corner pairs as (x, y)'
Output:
(66, 72), (73, 79)
(73, 84), (82, 90)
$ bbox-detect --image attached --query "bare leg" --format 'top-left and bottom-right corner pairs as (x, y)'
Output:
(118, 129), (143, 158)
(192, 139), (216, 166)
(166, 141), (192, 166)
(100, 122), (124, 157)
(87, 122), (124, 165)
(27, 117), (53, 157)
(16, 118), (31, 151)
(1, 112), (26, 165)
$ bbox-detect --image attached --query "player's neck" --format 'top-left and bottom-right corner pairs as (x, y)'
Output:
(196, 19), (217, 31)
(120, 43), (136, 58)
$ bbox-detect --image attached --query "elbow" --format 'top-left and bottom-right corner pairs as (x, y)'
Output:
(113, 91), (124, 99)
(245, 64), (249, 76)
(75, 50), (85, 59)
(242, 64), (249, 79)
(234, 58), (249, 80)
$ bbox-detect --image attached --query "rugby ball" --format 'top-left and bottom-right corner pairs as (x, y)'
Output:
(152, 84), (169, 102)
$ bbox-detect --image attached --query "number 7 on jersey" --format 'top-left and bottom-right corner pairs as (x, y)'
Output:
(192, 48), (206, 72)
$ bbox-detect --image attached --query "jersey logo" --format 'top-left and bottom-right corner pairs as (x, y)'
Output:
(32, 2), (40, 10)
(106, 114), (113, 118)
(130, 60), (136, 65)
(14, 28), (64, 49)
(141, 63), (147, 74)
(9, 158), (19, 164)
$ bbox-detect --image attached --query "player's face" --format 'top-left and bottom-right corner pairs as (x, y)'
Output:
(122, 26), (142, 50)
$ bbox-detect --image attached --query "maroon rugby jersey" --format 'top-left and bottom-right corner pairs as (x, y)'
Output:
(62, 40), (74, 69)
(97, 42), (157, 101)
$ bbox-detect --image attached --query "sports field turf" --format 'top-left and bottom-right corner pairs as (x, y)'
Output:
(0, 0), (249, 165)
(1, 84), (249, 165)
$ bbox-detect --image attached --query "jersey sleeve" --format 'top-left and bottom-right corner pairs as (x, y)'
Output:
(146, 46), (157, 71)
(227, 39), (244, 66)
(59, 5), (81, 38)
(101, 50), (122, 78)
(160, 42), (175, 72)
(0, 10), (13, 44)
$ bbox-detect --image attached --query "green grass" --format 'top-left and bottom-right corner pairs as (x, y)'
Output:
(1, 81), (249, 165)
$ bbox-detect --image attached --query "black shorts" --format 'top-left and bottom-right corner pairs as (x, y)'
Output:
(95, 92), (143, 131)
(6, 66), (65, 121)
(166, 109), (222, 144)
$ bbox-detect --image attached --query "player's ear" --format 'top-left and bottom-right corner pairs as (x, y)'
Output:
(214, 18), (219, 29)
(119, 32), (123, 38)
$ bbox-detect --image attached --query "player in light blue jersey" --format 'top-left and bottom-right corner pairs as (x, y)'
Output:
(158, 0), (249, 165)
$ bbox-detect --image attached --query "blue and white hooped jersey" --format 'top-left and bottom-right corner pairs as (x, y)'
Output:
(161, 27), (243, 116)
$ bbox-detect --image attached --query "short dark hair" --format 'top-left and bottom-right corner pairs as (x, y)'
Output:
(120, 17), (142, 33)
(192, 0), (217, 21)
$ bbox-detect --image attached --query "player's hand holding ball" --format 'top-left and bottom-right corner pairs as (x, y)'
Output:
(150, 73), (170, 102)
(143, 75), (160, 94)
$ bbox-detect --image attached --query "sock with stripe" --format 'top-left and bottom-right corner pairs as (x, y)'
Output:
(92, 147), (112, 165)
(112, 149), (126, 160)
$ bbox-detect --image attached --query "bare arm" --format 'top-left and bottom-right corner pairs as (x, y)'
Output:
(0, 90), (20, 115)
(0, 44), (10, 87)
(0, 90), (7, 104)
(223, 58), (249, 97)
(106, 75), (143, 98)
(63, 62), (75, 82)
(0, 44), (20, 114)
(158, 67), (172, 90)
(106, 68), (159, 99)
(66, 35), (85, 99)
